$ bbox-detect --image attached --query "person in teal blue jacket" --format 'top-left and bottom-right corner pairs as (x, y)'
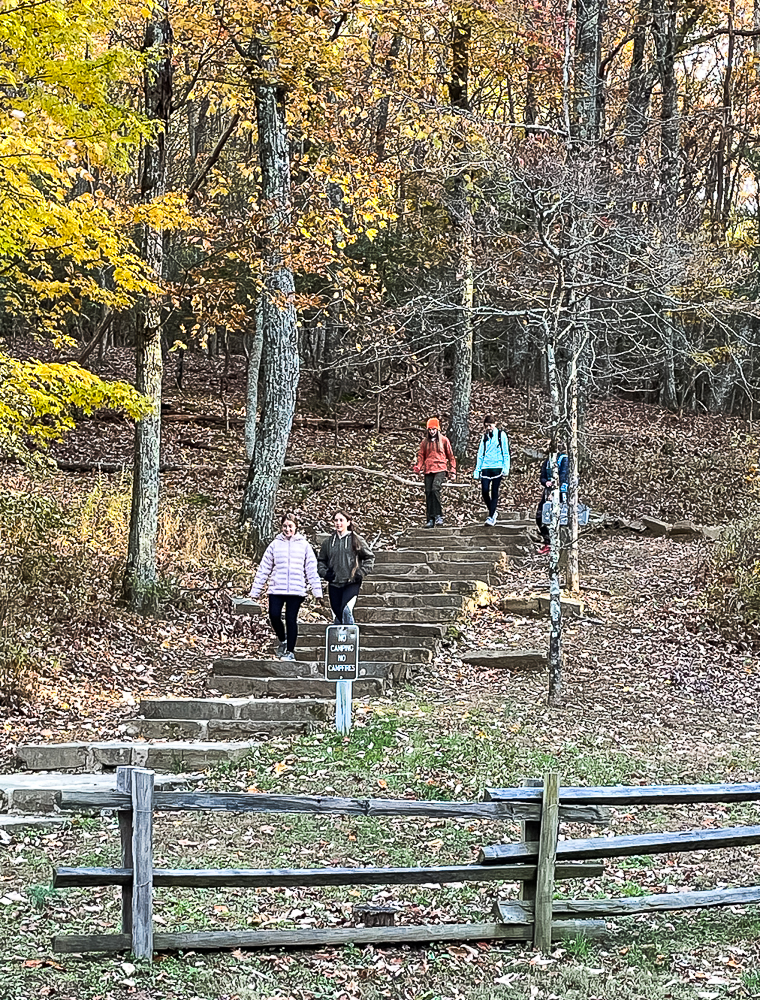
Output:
(473, 414), (510, 525)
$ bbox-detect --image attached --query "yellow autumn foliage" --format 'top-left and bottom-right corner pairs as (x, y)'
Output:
(0, 355), (150, 459)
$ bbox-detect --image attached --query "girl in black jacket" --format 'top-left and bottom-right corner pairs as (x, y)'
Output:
(317, 511), (375, 625)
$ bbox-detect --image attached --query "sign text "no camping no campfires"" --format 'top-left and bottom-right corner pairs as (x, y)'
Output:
(325, 624), (359, 682)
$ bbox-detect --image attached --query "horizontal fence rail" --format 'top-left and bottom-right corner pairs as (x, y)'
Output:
(485, 782), (760, 806)
(54, 861), (605, 890)
(495, 885), (760, 924)
(479, 824), (760, 864)
(56, 789), (607, 824)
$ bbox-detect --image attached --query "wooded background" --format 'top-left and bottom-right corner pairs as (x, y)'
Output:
(2, 0), (759, 600)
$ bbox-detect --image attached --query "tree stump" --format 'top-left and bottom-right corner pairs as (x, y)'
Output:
(352, 904), (398, 927)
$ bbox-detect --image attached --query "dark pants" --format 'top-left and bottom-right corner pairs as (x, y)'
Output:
(268, 594), (304, 653)
(424, 471), (446, 521)
(480, 469), (502, 517)
(328, 581), (361, 622)
(536, 498), (549, 543)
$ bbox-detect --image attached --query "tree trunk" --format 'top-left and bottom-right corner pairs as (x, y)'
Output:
(546, 338), (564, 705)
(449, 211), (474, 459)
(240, 66), (299, 555)
(567, 351), (580, 594)
(572, 0), (607, 144)
(123, 0), (172, 613)
(447, 16), (474, 461)
(244, 299), (264, 461)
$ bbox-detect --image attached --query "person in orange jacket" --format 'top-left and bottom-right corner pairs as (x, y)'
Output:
(413, 418), (457, 527)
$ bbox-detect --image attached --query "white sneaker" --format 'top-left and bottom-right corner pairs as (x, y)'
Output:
(491, 511), (498, 523)
(485, 516), (494, 526)
(280, 651), (296, 661)
(275, 641), (287, 657)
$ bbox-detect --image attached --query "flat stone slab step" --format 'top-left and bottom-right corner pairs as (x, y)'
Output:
(213, 659), (391, 680)
(361, 579), (479, 596)
(298, 622), (445, 638)
(372, 563), (504, 579)
(500, 594), (584, 617)
(0, 814), (68, 834)
(353, 594), (467, 609)
(295, 646), (432, 664)
(142, 697), (332, 722)
(212, 658), (319, 678)
(211, 676), (384, 698)
(295, 634), (439, 650)
(0, 771), (193, 812)
(375, 549), (508, 564)
(460, 649), (548, 671)
(354, 608), (458, 624)
(129, 718), (315, 740)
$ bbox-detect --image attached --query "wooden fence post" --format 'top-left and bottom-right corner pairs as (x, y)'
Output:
(533, 770), (560, 953)
(519, 777), (543, 906)
(131, 767), (155, 961)
(116, 766), (134, 938)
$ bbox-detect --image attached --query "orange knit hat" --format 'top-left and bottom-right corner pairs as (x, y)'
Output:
(426, 418), (440, 430)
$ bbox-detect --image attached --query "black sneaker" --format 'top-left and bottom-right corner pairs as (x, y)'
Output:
(425, 520), (435, 528)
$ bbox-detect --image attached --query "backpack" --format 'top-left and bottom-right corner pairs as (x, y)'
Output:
(483, 429), (509, 462)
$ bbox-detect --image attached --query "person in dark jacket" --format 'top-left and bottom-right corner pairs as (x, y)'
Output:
(317, 511), (375, 625)
(536, 445), (569, 554)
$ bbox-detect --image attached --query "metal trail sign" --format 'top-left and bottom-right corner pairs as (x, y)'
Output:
(325, 624), (359, 735)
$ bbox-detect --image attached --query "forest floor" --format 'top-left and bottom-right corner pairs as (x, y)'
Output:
(1, 348), (759, 1000)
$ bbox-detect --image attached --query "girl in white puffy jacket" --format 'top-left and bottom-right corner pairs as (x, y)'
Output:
(249, 512), (322, 660)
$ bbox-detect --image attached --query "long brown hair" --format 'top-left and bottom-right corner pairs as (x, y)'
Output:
(333, 510), (362, 553)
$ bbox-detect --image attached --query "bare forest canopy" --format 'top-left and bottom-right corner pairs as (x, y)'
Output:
(3, 0), (760, 429)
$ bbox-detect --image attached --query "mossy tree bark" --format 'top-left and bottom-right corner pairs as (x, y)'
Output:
(123, 0), (172, 612)
(240, 57), (299, 556)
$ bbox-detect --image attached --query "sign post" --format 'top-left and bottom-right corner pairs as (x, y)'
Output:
(325, 624), (359, 736)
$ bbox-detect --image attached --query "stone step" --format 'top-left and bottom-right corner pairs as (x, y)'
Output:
(400, 526), (531, 543)
(354, 608), (456, 624)
(500, 594), (584, 618)
(0, 771), (195, 813)
(375, 549), (508, 564)
(375, 549), (506, 564)
(17, 740), (262, 774)
(142, 697), (332, 722)
(130, 718), (315, 741)
(393, 540), (529, 556)
(295, 645), (432, 663)
(354, 593), (466, 609)
(213, 658), (318, 678)
(297, 622), (445, 639)
(372, 564), (502, 581)
(0, 814), (68, 833)
(402, 516), (531, 532)
(213, 659), (391, 680)
(460, 648), (548, 671)
(361, 579), (478, 596)
(211, 676), (385, 698)
(294, 632), (440, 650)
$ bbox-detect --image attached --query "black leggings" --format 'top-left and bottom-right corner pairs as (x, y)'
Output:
(480, 470), (502, 517)
(328, 582), (361, 621)
(536, 497), (550, 543)
(268, 594), (304, 653)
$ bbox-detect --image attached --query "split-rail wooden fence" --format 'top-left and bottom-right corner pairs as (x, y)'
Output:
(50, 768), (760, 959)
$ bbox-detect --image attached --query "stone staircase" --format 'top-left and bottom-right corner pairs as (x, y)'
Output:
(11, 516), (535, 800)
